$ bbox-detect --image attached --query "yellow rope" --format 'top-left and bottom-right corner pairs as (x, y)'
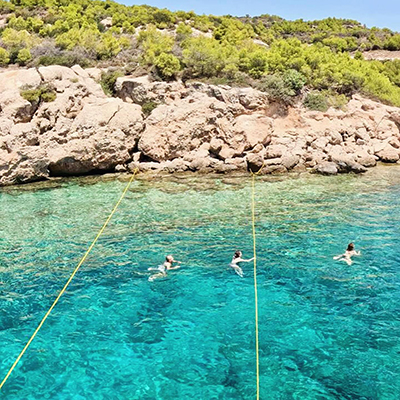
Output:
(250, 163), (262, 400)
(0, 169), (138, 391)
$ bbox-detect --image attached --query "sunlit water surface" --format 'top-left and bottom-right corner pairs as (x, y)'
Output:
(1, 167), (400, 400)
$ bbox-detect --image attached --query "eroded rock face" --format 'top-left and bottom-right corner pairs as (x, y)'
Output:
(0, 66), (144, 185)
(137, 88), (272, 162)
(1, 68), (400, 186)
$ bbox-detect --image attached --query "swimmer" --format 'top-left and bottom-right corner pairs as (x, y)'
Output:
(333, 243), (361, 266)
(229, 250), (254, 277)
(148, 255), (181, 281)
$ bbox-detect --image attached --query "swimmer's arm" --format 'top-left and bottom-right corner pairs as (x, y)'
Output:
(168, 265), (181, 270)
(237, 257), (254, 263)
(167, 261), (181, 270)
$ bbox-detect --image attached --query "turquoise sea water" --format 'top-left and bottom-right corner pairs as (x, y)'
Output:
(1, 167), (400, 400)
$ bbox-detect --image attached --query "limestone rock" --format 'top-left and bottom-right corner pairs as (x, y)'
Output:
(115, 75), (184, 105)
(215, 163), (238, 174)
(376, 145), (400, 163)
(389, 137), (400, 149)
(246, 153), (264, 173)
(138, 92), (272, 162)
(261, 165), (287, 175)
(315, 162), (338, 175)
(266, 144), (287, 159)
(137, 162), (162, 172)
(281, 155), (299, 170)
(355, 128), (370, 142)
(185, 82), (268, 111)
(233, 114), (273, 149)
(345, 161), (368, 174)
(71, 99), (143, 136)
(327, 130), (343, 145)
(357, 154), (377, 168)
(0, 148), (49, 186)
(209, 138), (224, 155)
(189, 157), (211, 171)
(163, 158), (190, 173)
(225, 157), (246, 169)
(2, 67), (400, 185)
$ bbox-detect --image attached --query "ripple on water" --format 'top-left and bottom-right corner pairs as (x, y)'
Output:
(0, 166), (400, 399)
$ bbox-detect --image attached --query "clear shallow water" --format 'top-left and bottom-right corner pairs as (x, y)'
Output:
(0, 167), (400, 400)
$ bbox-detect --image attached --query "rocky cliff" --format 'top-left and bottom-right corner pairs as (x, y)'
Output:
(1, 65), (400, 186)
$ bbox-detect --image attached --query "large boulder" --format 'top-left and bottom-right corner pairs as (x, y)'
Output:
(0, 147), (49, 186)
(314, 162), (338, 175)
(246, 153), (264, 173)
(70, 99), (143, 136)
(376, 145), (400, 163)
(115, 75), (184, 105)
(47, 129), (135, 176)
(185, 82), (269, 111)
(138, 92), (273, 162)
(329, 150), (367, 173)
(281, 155), (299, 170)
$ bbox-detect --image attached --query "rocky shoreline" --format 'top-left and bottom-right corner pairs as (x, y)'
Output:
(1, 65), (400, 187)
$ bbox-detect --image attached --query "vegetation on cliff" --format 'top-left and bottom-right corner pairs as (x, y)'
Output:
(1, 0), (400, 106)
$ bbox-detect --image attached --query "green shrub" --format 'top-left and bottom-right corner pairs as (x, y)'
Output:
(40, 90), (57, 102)
(238, 47), (268, 78)
(283, 69), (306, 92)
(257, 74), (296, 103)
(152, 9), (175, 28)
(303, 92), (329, 111)
(138, 25), (175, 66)
(37, 52), (91, 67)
(383, 34), (400, 51)
(0, 48), (10, 65)
(100, 70), (123, 96)
(142, 101), (158, 116)
(182, 37), (238, 78)
(354, 50), (364, 60)
(8, 15), (27, 31)
(176, 23), (192, 41)
(96, 33), (129, 59)
(16, 48), (32, 65)
(154, 52), (181, 79)
(214, 18), (254, 45)
(1, 0), (400, 107)
(20, 84), (56, 103)
(20, 88), (41, 103)
(328, 93), (348, 110)
(382, 60), (400, 87)
(2, 28), (36, 49)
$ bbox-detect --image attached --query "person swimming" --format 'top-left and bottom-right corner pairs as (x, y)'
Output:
(148, 255), (181, 281)
(333, 243), (361, 265)
(229, 250), (254, 277)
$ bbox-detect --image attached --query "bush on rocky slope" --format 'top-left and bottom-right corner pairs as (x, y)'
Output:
(1, 0), (400, 106)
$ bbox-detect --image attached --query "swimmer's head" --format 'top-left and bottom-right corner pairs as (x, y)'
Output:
(166, 255), (174, 263)
(234, 250), (242, 258)
(347, 243), (355, 251)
